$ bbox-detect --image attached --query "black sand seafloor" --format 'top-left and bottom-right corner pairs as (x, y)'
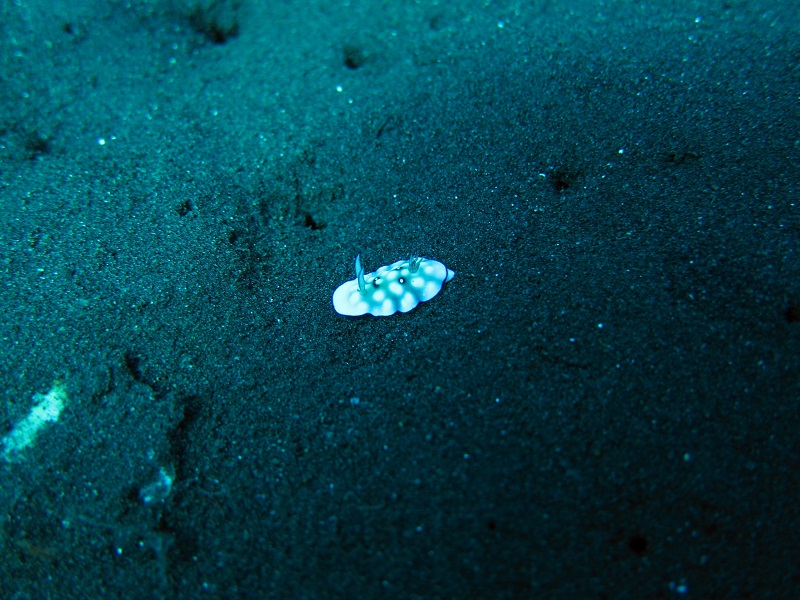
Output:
(1, 1), (798, 598)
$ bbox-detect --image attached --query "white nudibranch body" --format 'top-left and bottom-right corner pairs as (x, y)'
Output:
(333, 254), (455, 317)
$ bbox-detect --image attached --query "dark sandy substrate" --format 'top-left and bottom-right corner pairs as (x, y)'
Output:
(1, 1), (798, 598)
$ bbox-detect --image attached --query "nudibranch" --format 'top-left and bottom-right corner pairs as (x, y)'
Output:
(333, 254), (455, 317)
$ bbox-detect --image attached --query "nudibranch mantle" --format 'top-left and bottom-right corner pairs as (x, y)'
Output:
(333, 254), (455, 317)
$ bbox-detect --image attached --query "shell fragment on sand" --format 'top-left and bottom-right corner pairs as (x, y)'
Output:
(2, 381), (67, 462)
(333, 254), (455, 317)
